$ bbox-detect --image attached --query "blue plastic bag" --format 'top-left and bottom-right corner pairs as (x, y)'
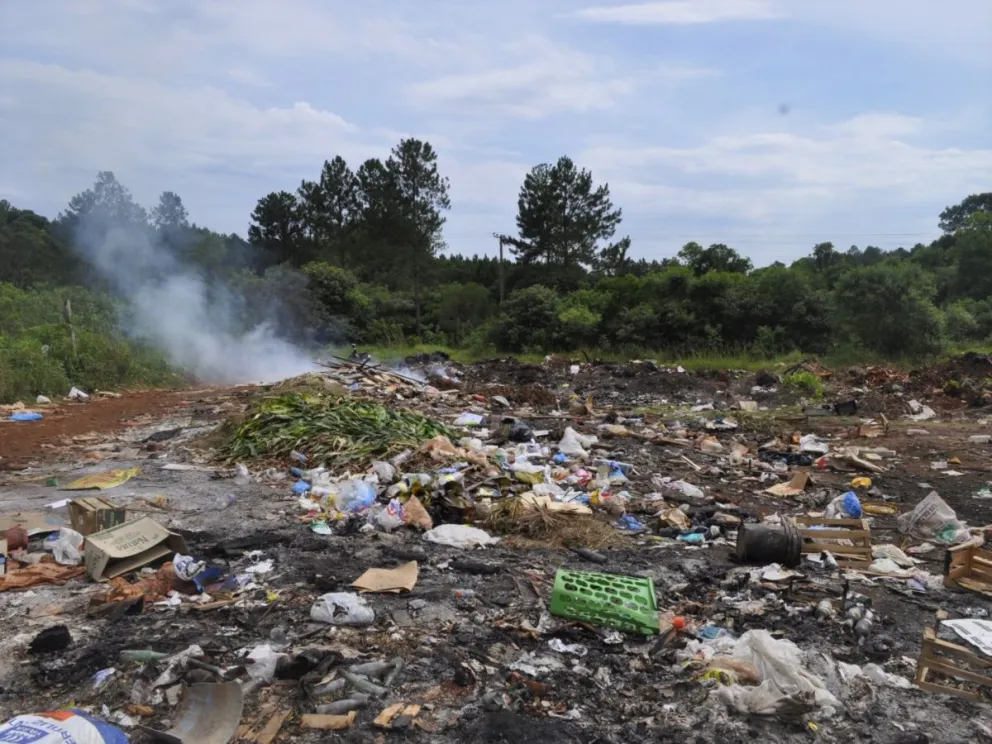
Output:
(842, 491), (863, 518)
(9, 412), (43, 422)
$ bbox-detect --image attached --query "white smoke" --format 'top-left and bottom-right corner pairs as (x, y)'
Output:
(76, 223), (318, 384)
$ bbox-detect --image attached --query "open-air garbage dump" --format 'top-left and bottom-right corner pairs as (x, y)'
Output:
(3, 353), (992, 742)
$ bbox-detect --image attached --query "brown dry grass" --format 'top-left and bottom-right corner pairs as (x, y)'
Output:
(484, 499), (627, 550)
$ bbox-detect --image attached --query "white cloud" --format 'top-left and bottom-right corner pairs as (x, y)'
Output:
(575, 0), (778, 25)
(408, 45), (632, 118)
(407, 34), (713, 118)
(579, 113), (992, 229)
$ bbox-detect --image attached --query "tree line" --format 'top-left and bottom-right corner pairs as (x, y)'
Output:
(1, 137), (991, 381)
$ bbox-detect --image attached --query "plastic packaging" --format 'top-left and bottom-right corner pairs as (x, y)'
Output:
(454, 412), (485, 427)
(897, 491), (970, 544)
(50, 528), (85, 565)
(9, 411), (44, 422)
(310, 592), (375, 626)
(372, 500), (405, 532)
(557, 427), (598, 458)
(371, 461), (397, 484)
(246, 644), (285, 683)
(670, 480), (706, 501)
(328, 480), (377, 512)
(825, 491), (862, 519)
(714, 630), (838, 714)
(423, 524), (500, 548)
(174, 553), (207, 582)
(0, 710), (128, 743)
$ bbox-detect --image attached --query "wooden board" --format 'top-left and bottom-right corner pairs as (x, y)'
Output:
(914, 616), (992, 701)
(945, 546), (992, 595)
(793, 516), (872, 568)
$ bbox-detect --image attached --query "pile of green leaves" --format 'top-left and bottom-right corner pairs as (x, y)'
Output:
(222, 392), (457, 467)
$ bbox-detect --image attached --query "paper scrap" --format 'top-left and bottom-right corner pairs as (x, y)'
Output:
(352, 561), (419, 593)
(943, 618), (992, 657)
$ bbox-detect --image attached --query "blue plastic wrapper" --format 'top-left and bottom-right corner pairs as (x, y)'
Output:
(614, 515), (646, 532)
(292, 480), (311, 495)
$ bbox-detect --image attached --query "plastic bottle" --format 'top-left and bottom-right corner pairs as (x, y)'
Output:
(234, 463), (250, 486)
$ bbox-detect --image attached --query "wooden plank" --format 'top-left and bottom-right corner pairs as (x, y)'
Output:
(797, 528), (870, 540)
(793, 517), (867, 527)
(802, 543), (873, 555)
(925, 639), (992, 668)
(920, 658), (992, 688)
(946, 565), (971, 581)
(916, 677), (980, 701)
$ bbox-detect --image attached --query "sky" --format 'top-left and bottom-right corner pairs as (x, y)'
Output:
(0, 0), (989, 266)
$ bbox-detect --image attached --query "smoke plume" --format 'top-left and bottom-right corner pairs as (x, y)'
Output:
(75, 221), (319, 384)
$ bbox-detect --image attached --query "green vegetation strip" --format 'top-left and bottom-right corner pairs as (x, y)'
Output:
(221, 392), (458, 467)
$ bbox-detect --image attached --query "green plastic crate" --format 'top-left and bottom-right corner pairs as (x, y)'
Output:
(550, 568), (659, 635)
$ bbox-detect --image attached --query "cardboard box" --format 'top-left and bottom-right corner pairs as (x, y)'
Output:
(0, 511), (66, 537)
(68, 497), (126, 536)
(85, 517), (187, 581)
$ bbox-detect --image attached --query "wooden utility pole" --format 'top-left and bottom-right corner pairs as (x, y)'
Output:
(493, 232), (508, 306)
(498, 236), (505, 306)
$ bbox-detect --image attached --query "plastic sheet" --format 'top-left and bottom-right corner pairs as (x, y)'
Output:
(310, 592), (375, 626)
(714, 630), (838, 715)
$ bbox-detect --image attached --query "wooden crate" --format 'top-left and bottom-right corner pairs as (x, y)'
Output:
(792, 516), (873, 569)
(944, 544), (992, 596)
(915, 611), (992, 701)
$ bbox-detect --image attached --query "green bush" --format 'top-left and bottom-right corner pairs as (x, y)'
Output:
(782, 370), (825, 399)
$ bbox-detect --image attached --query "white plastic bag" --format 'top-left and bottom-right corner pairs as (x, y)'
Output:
(310, 592), (375, 626)
(246, 643), (286, 683)
(714, 630), (838, 715)
(557, 427), (597, 458)
(897, 491), (969, 544)
(51, 528), (84, 566)
(423, 524), (500, 548)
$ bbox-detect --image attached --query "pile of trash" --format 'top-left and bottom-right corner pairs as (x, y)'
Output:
(3, 353), (992, 741)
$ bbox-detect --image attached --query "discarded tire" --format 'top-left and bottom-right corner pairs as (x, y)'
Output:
(735, 520), (802, 568)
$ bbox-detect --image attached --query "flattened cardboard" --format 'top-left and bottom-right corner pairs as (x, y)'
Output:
(85, 517), (187, 581)
(69, 496), (127, 536)
(0, 510), (66, 537)
(352, 561), (419, 593)
(764, 471), (811, 497)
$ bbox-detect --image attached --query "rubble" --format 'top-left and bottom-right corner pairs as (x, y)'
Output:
(1, 353), (992, 741)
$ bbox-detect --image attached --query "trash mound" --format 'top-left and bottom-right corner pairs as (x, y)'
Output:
(220, 392), (457, 467)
